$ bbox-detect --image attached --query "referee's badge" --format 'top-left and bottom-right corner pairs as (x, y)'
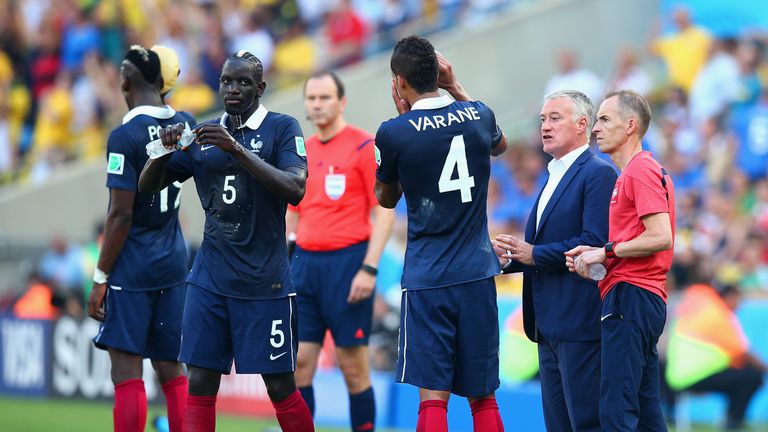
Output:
(325, 173), (346, 200)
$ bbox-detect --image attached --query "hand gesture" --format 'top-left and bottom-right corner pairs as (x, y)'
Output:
(88, 282), (107, 321)
(495, 234), (535, 266)
(436, 51), (457, 91)
(159, 123), (186, 150)
(348, 269), (375, 304)
(194, 124), (241, 154)
(391, 78), (411, 115)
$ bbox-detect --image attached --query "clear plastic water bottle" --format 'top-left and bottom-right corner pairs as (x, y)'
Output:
(588, 263), (607, 281)
(146, 123), (195, 159)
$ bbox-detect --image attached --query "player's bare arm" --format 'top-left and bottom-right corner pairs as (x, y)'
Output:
(374, 179), (402, 209)
(138, 122), (186, 194)
(194, 123), (307, 205)
(348, 205), (395, 303)
(88, 188), (135, 321)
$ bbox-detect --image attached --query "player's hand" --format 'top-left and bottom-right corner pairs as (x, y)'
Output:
(194, 124), (240, 154)
(564, 245), (601, 276)
(159, 123), (186, 150)
(348, 270), (375, 304)
(495, 234), (535, 266)
(88, 282), (107, 321)
(436, 51), (457, 91)
(391, 79), (411, 115)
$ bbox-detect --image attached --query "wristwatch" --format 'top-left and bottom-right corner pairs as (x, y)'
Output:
(360, 264), (378, 276)
(604, 242), (617, 259)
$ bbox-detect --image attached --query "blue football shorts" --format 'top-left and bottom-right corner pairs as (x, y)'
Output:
(395, 277), (500, 397)
(179, 283), (298, 374)
(93, 283), (186, 361)
(292, 242), (373, 347)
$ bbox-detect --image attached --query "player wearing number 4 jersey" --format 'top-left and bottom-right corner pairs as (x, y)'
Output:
(88, 45), (193, 432)
(375, 36), (508, 432)
(139, 50), (314, 432)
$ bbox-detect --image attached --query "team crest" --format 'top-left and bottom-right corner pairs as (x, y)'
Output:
(250, 139), (263, 153)
(107, 153), (125, 175)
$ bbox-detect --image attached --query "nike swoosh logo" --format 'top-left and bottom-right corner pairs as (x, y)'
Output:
(269, 352), (287, 361)
(200, 144), (216, 151)
(601, 313), (613, 321)
(110, 285), (122, 290)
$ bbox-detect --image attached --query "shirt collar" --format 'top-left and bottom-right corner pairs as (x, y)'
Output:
(555, 144), (589, 170)
(122, 105), (177, 124)
(410, 95), (453, 111)
(220, 104), (269, 130)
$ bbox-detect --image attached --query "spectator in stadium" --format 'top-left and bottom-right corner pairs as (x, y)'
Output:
(375, 36), (508, 431)
(665, 283), (766, 430)
(87, 45), (193, 432)
(139, 50), (314, 432)
(650, 5), (711, 93)
(324, 0), (369, 67)
(566, 90), (675, 431)
(287, 70), (395, 431)
(494, 90), (617, 432)
(543, 49), (604, 106)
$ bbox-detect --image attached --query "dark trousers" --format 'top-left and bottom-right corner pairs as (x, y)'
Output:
(538, 338), (601, 432)
(600, 282), (667, 432)
(686, 366), (764, 429)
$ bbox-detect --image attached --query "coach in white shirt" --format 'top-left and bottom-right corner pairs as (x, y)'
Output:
(494, 90), (617, 432)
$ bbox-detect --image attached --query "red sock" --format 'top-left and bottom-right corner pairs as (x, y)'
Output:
(416, 400), (448, 432)
(470, 398), (504, 432)
(162, 375), (188, 432)
(186, 395), (217, 432)
(114, 378), (147, 432)
(272, 390), (315, 432)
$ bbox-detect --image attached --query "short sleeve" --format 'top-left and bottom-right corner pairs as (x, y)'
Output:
(105, 128), (138, 191)
(375, 126), (398, 184)
(477, 101), (503, 147)
(623, 169), (669, 218)
(354, 137), (378, 208)
(276, 116), (308, 172)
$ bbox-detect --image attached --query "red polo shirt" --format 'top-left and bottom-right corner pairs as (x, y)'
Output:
(289, 125), (377, 251)
(600, 152), (675, 301)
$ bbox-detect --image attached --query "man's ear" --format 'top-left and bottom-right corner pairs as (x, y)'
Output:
(626, 118), (638, 136)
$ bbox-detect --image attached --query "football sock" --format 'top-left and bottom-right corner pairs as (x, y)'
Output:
(273, 389), (315, 431)
(416, 400), (448, 432)
(470, 398), (504, 432)
(161, 375), (188, 432)
(114, 378), (147, 432)
(349, 387), (376, 431)
(298, 385), (315, 416)
(186, 395), (217, 432)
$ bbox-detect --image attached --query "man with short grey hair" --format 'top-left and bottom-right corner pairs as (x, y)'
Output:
(495, 90), (617, 432)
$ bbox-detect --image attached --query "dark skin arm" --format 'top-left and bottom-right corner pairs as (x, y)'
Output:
(375, 179), (403, 209)
(139, 150), (175, 194)
(87, 188), (134, 321)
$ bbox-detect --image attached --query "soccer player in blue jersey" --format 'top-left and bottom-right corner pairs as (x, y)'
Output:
(138, 50), (314, 432)
(374, 36), (509, 432)
(87, 45), (193, 432)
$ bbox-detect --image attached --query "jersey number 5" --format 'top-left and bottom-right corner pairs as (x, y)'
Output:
(438, 135), (475, 203)
(223, 175), (237, 204)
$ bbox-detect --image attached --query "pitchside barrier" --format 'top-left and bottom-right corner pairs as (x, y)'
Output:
(2, 299), (767, 430)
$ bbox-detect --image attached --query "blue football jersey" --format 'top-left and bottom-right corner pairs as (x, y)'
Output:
(166, 105), (307, 300)
(105, 105), (195, 291)
(376, 96), (503, 289)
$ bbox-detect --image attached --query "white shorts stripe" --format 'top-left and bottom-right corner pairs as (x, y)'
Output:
(401, 291), (409, 382)
(289, 297), (295, 370)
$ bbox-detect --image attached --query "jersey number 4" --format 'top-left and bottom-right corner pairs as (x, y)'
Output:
(438, 135), (475, 203)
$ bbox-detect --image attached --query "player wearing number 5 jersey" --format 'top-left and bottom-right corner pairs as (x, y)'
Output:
(88, 45), (194, 432)
(375, 36), (508, 432)
(139, 50), (314, 431)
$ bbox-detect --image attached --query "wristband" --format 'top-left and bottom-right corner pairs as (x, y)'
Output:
(604, 242), (617, 259)
(360, 264), (378, 276)
(93, 268), (109, 284)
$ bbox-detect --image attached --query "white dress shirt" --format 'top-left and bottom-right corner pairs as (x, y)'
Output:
(536, 144), (589, 230)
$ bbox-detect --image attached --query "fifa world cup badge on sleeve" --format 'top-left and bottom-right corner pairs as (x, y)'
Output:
(375, 145), (381, 166)
(107, 153), (125, 175)
(295, 136), (306, 156)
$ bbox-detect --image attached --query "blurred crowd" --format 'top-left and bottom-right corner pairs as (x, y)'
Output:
(490, 5), (768, 299)
(0, 0), (523, 186)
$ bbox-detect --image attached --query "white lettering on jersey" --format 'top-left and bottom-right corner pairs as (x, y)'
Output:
(408, 107), (481, 132)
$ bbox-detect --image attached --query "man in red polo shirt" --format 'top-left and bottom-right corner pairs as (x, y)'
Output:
(566, 89), (674, 431)
(287, 71), (395, 431)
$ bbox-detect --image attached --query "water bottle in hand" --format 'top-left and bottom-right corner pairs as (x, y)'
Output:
(146, 123), (195, 159)
(575, 255), (607, 281)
